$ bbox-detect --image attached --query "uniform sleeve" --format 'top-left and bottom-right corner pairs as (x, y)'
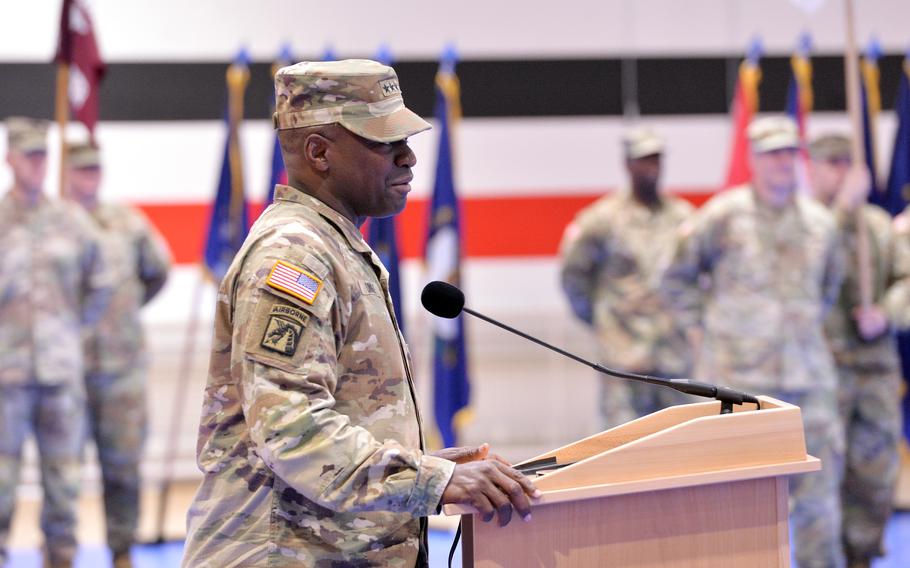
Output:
(558, 219), (606, 325)
(660, 210), (718, 330)
(236, 251), (454, 517)
(883, 214), (910, 329)
(133, 210), (172, 304)
(79, 216), (114, 326)
(820, 223), (846, 316)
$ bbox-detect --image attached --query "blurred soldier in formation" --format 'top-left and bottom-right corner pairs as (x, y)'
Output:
(808, 134), (910, 568)
(0, 118), (112, 568)
(560, 127), (694, 427)
(182, 59), (538, 567)
(66, 141), (172, 568)
(662, 116), (846, 567)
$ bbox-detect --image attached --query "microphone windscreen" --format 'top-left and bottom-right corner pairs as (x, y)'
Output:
(421, 281), (465, 319)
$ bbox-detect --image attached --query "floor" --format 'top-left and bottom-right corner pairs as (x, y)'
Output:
(5, 465), (910, 567)
(4, 512), (909, 567)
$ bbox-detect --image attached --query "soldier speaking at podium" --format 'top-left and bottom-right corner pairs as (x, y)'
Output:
(182, 59), (538, 568)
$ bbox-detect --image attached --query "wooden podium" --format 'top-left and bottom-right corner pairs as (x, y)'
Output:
(443, 396), (820, 567)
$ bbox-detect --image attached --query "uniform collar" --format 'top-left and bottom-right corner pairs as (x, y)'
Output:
(618, 187), (667, 216)
(748, 184), (798, 216)
(2, 188), (48, 209)
(273, 184), (373, 254)
(0, 189), (49, 222)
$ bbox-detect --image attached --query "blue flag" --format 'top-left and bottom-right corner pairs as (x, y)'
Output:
(889, 57), (910, 224)
(204, 49), (250, 282)
(366, 44), (406, 336)
(367, 217), (406, 334)
(861, 40), (894, 212)
(426, 46), (470, 448)
(785, 32), (812, 143)
(785, 33), (812, 191)
(265, 130), (286, 206)
(265, 45), (293, 206)
(889, 54), (910, 444)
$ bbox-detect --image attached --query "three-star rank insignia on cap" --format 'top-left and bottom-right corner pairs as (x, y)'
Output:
(260, 304), (310, 356)
(266, 260), (323, 305)
(378, 78), (401, 98)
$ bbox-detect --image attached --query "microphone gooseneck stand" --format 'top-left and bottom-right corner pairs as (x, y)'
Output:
(423, 280), (762, 567)
(460, 306), (760, 415)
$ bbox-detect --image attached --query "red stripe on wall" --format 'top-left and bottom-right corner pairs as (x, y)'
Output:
(137, 189), (718, 264)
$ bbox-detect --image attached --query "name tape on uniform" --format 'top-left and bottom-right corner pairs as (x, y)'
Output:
(266, 260), (323, 305)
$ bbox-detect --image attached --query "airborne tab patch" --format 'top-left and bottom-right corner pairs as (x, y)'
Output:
(260, 305), (309, 356)
(266, 260), (323, 305)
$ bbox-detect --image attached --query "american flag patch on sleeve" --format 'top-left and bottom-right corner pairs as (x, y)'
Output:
(266, 260), (323, 305)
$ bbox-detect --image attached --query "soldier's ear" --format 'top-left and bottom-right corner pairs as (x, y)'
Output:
(303, 132), (331, 173)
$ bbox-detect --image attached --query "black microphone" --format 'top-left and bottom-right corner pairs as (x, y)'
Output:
(421, 280), (761, 414)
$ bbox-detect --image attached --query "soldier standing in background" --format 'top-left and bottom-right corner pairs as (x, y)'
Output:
(560, 127), (694, 427)
(66, 141), (171, 568)
(662, 116), (846, 568)
(182, 60), (538, 568)
(808, 134), (910, 568)
(0, 118), (112, 568)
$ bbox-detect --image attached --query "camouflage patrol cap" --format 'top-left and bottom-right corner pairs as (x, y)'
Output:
(66, 140), (101, 169)
(747, 116), (800, 153)
(273, 59), (431, 143)
(623, 127), (664, 159)
(5, 116), (49, 154)
(808, 133), (852, 161)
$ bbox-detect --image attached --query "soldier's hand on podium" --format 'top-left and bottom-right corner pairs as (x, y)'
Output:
(441, 458), (541, 527)
(432, 442), (510, 465)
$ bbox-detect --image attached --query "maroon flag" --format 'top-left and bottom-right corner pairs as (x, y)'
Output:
(54, 0), (105, 134)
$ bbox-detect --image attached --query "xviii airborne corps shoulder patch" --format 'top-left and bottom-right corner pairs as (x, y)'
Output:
(261, 304), (310, 356)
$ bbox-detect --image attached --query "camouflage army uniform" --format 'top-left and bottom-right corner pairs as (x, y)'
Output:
(560, 190), (694, 426)
(82, 202), (170, 558)
(182, 186), (455, 568)
(828, 204), (910, 563)
(662, 185), (846, 568)
(0, 191), (111, 566)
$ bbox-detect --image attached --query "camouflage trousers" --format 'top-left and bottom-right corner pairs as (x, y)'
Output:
(763, 387), (846, 568)
(835, 363), (902, 563)
(84, 368), (148, 556)
(0, 383), (85, 566)
(600, 372), (695, 428)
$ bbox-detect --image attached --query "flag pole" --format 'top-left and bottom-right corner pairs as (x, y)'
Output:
(55, 63), (70, 196)
(226, 59), (249, 246)
(149, 268), (207, 544)
(843, 0), (873, 308)
(150, 54), (249, 543)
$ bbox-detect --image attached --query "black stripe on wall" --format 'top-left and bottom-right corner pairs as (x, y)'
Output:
(0, 55), (905, 121)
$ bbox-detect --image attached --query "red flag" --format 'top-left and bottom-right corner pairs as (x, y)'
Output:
(54, 0), (106, 134)
(723, 41), (762, 189)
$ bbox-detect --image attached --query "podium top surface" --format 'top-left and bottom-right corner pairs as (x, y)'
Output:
(444, 396), (820, 515)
